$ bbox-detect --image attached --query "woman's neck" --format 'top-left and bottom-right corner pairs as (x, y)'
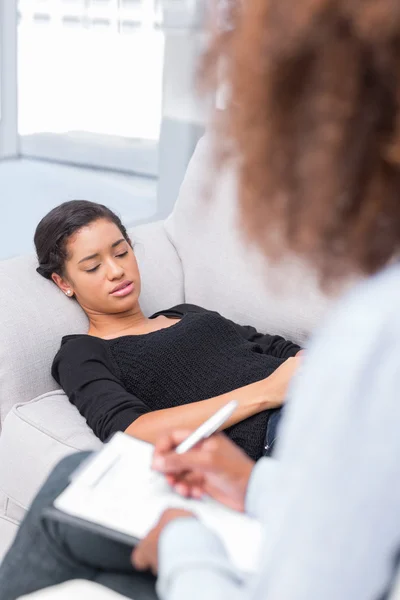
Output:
(87, 308), (151, 340)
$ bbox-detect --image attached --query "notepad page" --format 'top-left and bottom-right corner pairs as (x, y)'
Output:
(54, 433), (262, 573)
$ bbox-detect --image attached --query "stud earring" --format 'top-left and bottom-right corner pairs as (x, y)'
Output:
(66, 290), (71, 296)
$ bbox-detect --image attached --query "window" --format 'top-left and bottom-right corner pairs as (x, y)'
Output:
(1, 0), (205, 217)
(17, 0), (164, 176)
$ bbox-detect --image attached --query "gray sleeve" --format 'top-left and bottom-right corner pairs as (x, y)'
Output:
(158, 268), (400, 600)
(245, 458), (279, 521)
(244, 277), (400, 600)
(156, 460), (279, 600)
(157, 519), (245, 600)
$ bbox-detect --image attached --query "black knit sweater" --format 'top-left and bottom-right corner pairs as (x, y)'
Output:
(52, 304), (300, 460)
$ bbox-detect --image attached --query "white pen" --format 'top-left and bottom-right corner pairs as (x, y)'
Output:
(174, 399), (239, 454)
(150, 400), (238, 482)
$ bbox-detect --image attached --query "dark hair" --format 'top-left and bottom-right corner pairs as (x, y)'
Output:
(34, 200), (131, 280)
(202, 0), (400, 284)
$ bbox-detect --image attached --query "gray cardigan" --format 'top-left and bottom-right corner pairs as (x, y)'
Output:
(156, 264), (400, 600)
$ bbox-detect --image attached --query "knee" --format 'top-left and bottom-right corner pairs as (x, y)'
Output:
(48, 451), (93, 486)
(25, 451), (94, 523)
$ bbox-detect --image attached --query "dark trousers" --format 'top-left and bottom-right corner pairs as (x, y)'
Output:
(0, 452), (158, 600)
(263, 407), (284, 457)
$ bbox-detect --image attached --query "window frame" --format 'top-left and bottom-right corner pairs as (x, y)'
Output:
(0, 0), (18, 159)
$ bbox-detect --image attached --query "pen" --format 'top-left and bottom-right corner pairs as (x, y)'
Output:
(174, 399), (239, 454)
(150, 400), (238, 482)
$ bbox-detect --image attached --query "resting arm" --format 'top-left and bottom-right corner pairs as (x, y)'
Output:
(54, 335), (291, 446)
(233, 322), (301, 358)
(126, 375), (279, 443)
(126, 302), (299, 443)
(52, 337), (150, 442)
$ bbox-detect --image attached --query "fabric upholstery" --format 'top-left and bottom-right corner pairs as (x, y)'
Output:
(0, 392), (102, 511)
(0, 392), (103, 561)
(165, 134), (346, 346)
(0, 254), (88, 431)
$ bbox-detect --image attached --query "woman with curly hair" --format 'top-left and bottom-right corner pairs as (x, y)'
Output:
(2, 1), (400, 599)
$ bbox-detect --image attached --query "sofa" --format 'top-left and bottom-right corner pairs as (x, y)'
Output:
(0, 134), (335, 597)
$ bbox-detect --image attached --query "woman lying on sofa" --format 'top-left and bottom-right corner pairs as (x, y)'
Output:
(34, 199), (302, 462)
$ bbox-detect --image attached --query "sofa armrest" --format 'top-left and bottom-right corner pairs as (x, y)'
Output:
(0, 391), (102, 517)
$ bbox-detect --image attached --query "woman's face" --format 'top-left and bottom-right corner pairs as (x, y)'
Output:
(54, 218), (141, 315)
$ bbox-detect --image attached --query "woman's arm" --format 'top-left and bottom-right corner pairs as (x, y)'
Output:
(53, 330), (299, 446)
(232, 321), (301, 358)
(52, 337), (151, 442)
(125, 357), (299, 443)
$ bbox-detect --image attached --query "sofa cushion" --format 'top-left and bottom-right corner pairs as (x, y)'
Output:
(131, 220), (185, 319)
(0, 220), (184, 429)
(0, 392), (102, 517)
(165, 134), (350, 345)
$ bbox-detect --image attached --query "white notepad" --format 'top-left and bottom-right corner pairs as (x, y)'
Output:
(49, 432), (262, 574)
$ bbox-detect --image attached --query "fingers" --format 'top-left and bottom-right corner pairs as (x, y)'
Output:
(173, 482), (204, 498)
(174, 481), (192, 497)
(191, 486), (204, 499)
(153, 433), (232, 475)
(155, 448), (213, 476)
(152, 430), (192, 470)
(166, 472), (204, 487)
(170, 472), (206, 498)
(153, 429), (192, 455)
(131, 545), (150, 571)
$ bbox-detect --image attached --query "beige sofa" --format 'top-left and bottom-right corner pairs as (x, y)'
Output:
(0, 134), (334, 597)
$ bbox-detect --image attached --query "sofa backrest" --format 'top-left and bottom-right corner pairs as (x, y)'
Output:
(0, 221), (184, 430)
(166, 133), (350, 346)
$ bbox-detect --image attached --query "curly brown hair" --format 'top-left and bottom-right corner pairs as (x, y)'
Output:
(202, 0), (400, 284)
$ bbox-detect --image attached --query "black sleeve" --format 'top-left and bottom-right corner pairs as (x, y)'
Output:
(52, 337), (150, 442)
(156, 303), (301, 359)
(229, 322), (301, 359)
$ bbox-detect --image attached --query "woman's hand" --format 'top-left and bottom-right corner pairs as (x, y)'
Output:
(261, 355), (302, 408)
(152, 431), (255, 512)
(132, 508), (194, 574)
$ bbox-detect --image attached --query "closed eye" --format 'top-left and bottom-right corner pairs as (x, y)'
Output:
(85, 251), (127, 273)
(86, 265), (100, 273)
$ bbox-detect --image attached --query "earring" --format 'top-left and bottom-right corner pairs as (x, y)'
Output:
(66, 290), (72, 296)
